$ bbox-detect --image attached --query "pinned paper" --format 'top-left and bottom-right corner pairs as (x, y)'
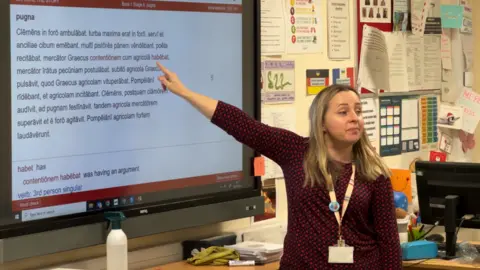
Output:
(306, 69), (329, 95)
(458, 130), (476, 153)
(254, 156), (265, 176)
(439, 132), (453, 154)
(437, 104), (463, 130)
(464, 72), (473, 87)
(456, 88), (480, 133)
(440, 5), (464, 28)
(429, 151), (447, 162)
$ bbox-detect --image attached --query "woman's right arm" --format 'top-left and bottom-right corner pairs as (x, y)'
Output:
(157, 62), (304, 166)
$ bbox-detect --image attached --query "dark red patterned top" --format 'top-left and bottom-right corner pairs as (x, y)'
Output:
(211, 101), (402, 269)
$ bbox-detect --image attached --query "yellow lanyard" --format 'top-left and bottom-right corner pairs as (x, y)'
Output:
(328, 164), (355, 241)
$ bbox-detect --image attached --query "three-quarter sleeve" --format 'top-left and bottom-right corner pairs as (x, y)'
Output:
(211, 101), (304, 166)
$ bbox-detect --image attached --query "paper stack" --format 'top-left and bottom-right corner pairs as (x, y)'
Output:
(225, 241), (283, 264)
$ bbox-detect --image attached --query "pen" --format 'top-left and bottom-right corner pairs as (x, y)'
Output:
(419, 224), (425, 232)
(228, 260), (264, 266)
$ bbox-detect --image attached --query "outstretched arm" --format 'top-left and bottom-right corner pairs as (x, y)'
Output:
(372, 176), (402, 269)
(157, 62), (218, 120)
(176, 86), (219, 120)
(209, 100), (303, 166)
(156, 62), (304, 166)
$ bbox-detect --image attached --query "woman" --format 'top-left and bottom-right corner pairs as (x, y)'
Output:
(156, 62), (402, 269)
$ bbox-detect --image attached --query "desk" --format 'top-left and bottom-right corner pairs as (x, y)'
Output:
(149, 242), (480, 270)
(146, 261), (280, 270)
(403, 259), (480, 269)
(147, 258), (480, 270)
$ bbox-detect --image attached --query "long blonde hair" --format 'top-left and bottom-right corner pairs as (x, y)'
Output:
(303, 85), (391, 189)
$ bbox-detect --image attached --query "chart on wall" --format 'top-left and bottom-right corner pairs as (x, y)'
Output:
(286, 0), (322, 54)
(419, 95), (439, 149)
(401, 97), (420, 153)
(360, 0), (391, 23)
(261, 60), (296, 104)
(379, 95), (422, 156)
(379, 96), (402, 156)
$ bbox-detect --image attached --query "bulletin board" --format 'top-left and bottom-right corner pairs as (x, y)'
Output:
(354, 0), (476, 163)
(353, 0), (476, 212)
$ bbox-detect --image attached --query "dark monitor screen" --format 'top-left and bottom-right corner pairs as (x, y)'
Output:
(415, 161), (480, 229)
(1, 0), (260, 237)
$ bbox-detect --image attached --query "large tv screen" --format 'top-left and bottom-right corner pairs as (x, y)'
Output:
(1, 0), (260, 238)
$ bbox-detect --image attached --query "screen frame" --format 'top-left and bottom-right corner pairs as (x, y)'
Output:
(0, 0), (262, 239)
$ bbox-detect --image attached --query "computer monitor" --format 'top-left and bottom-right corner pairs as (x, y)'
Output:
(0, 0), (264, 262)
(415, 161), (480, 259)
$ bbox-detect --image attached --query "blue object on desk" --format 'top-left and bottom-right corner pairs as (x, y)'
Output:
(393, 191), (408, 211)
(401, 240), (438, 260)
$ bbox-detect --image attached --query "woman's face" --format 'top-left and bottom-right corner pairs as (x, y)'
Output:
(323, 91), (364, 145)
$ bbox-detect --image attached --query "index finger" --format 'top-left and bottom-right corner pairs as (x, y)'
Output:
(156, 61), (170, 75)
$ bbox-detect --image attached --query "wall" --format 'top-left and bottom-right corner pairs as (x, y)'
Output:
(0, 1), (356, 269)
(452, 0), (480, 243)
(377, 0), (480, 241)
(472, 0), (480, 161)
(2, 1), (479, 269)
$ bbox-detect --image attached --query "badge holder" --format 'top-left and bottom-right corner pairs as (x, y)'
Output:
(328, 238), (354, 264)
(327, 166), (355, 264)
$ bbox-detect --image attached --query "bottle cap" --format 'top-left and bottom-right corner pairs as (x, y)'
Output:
(104, 211), (126, 230)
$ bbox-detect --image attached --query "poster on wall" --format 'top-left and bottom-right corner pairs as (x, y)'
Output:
(419, 95), (439, 149)
(332, 67), (355, 88)
(260, 0), (287, 55)
(393, 0), (410, 32)
(456, 88), (480, 134)
(261, 60), (296, 104)
(327, 0), (351, 59)
(400, 97), (420, 153)
(379, 96), (402, 156)
(361, 97), (378, 142)
(360, 0), (391, 23)
(306, 69), (329, 95)
(424, 0), (441, 35)
(286, 0), (322, 54)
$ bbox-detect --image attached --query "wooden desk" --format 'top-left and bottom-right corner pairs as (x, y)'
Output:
(403, 258), (480, 269)
(147, 258), (480, 270)
(149, 242), (480, 270)
(146, 261), (280, 270)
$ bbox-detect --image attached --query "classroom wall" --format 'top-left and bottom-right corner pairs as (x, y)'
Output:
(258, 0), (357, 222)
(3, 1), (479, 269)
(1, 1), (356, 269)
(262, 0), (480, 243)
(471, 0), (480, 161)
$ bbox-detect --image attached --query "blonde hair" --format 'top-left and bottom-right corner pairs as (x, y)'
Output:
(303, 85), (391, 189)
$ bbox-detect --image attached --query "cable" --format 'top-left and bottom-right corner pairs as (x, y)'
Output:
(455, 217), (465, 237)
(418, 218), (442, 240)
(455, 214), (474, 238)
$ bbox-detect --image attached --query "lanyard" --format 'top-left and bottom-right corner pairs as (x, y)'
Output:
(328, 164), (355, 240)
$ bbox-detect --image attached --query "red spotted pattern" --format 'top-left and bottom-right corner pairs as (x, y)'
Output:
(211, 101), (402, 269)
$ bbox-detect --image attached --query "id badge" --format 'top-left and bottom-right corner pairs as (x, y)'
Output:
(328, 239), (354, 264)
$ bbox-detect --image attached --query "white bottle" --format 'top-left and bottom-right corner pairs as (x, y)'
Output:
(105, 211), (128, 270)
